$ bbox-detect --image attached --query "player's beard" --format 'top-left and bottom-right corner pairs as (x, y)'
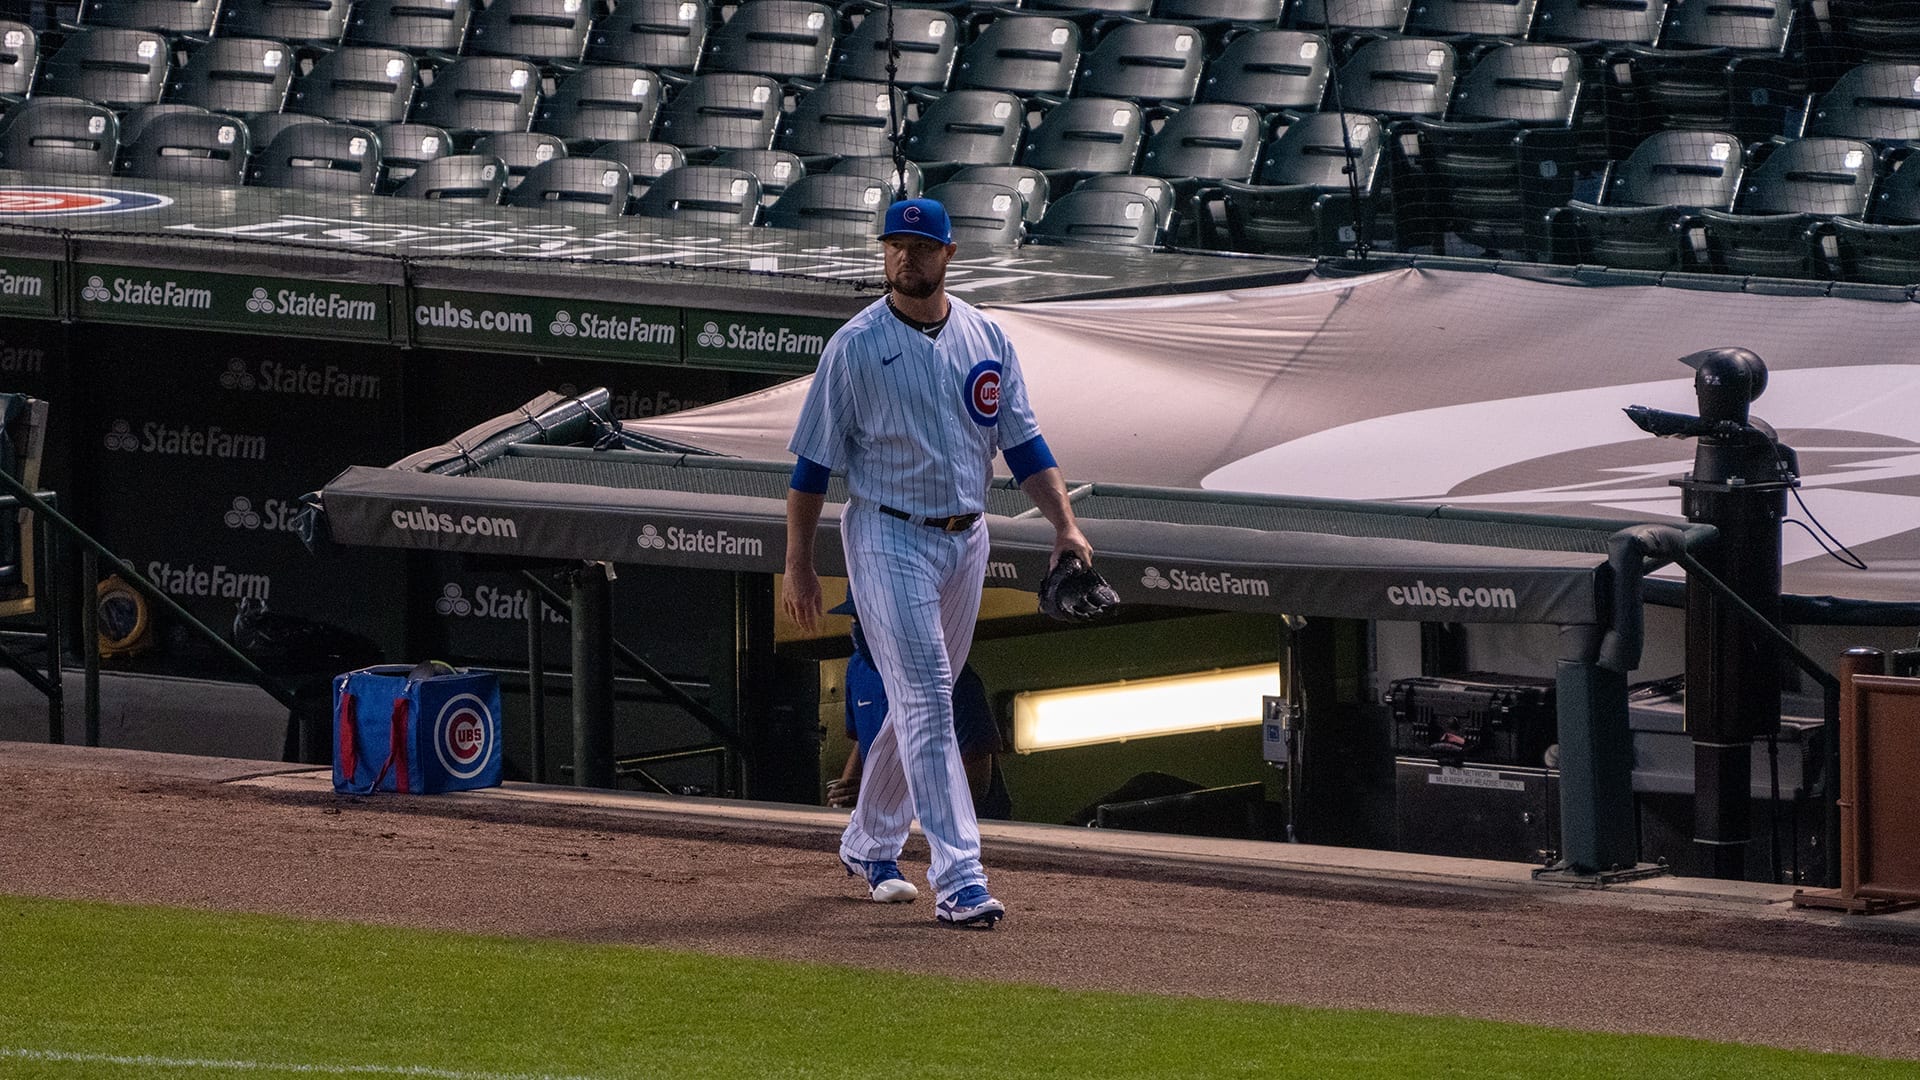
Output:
(888, 266), (943, 300)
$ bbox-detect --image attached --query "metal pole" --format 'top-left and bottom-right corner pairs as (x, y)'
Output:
(570, 564), (616, 789)
(41, 513), (62, 744)
(528, 591), (546, 784)
(81, 548), (99, 747)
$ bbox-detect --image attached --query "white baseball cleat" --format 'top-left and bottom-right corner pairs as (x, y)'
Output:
(842, 855), (919, 903)
(935, 884), (1005, 927)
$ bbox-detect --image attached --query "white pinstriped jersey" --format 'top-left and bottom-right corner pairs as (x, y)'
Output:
(788, 295), (1041, 517)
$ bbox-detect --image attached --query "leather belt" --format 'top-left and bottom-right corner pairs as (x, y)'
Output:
(879, 505), (981, 532)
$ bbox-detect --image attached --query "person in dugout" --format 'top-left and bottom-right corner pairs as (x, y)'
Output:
(825, 594), (1012, 821)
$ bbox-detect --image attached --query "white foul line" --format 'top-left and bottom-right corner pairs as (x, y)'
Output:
(0, 1048), (610, 1080)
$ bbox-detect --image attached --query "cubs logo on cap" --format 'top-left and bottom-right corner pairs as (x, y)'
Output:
(881, 198), (952, 245)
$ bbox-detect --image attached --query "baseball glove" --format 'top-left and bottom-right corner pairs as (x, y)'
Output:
(1037, 553), (1120, 623)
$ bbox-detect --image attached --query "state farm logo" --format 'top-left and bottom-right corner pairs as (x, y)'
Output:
(696, 321), (724, 347)
(550, 310), (580, 337)
(103, 419), (138, 451)
(223, 496), (303, 534)
(433, 693), (494, 780)
(245, 288), (274, 314)
(80, 276), (109, 302)
(218, 359), (256, 389)
(435, 583), (474, 616)
(549, 309), (676, 344)
(1140, 565), (1270, 597)
(636, 522), (764, 556)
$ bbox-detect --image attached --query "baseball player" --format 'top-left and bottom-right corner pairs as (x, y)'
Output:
(782, 197), (1092, 928)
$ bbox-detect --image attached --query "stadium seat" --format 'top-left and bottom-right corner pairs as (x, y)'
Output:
(394, 151), (508, 201)
(1392, 42), (1584, 256)
(473, 130), (566, 188)
(1804, 63), (1920, 150)
(1547, 128), (1745, 269)
(505, 156), (630, 213)
(1866, 155), (1920, 224)
(1152, 0), (1283, 24)
(375, 121), (452, 191)
(829, 154), (923, 198)
(1019, 96), (1143, 190)
(1288, 0), (1412, 34)
(590, 138), (685, 204)
(634, 164), (761, 224)
(950, 163), (1050, 223)
(1073, 171), (1178, 235)
(1819, 217), (1920, 284)
(712, 146), (804, 204)
(903, 89), (1024, 183)
(1403, 0), (1539, 42)
(703, 0), (838, 83)
(1198, 29), (1332, 115)
(246, 112), (326, 151)
(953, 15), (1081, 98)
(408, 56), (541, 143)
(1603, 1), (1798, 145)
(762, 172), (890, 234)
(924, 179), (1025, 247)
(79, 0), (220, 38)
(830, 5), (957, 88)
(776, 80), (903, 162)
(1026, 0), (1154, 18)
(249, 121), (380, 194)
(1194, 110), (1383, 255)
(1530, 0), (1667, 50)
(1817, 1), (1920, 65)
(1030, 187), (1161, 247)
(0, 96), (118, 175)
(1693, 136), (1875, 278)
(343, 0), (475, 56)
(532, 65), (661, 149)
(1138, 101), (1263, 187)
(167, 37), (293, 116)
(653, 71), (781, 153)
(466, 0), (593, 64)
(585, 0), (709, 73)
(37, 27), (170, 111)
(1332, 36), (1456, 120)
(217, 0), (350, 49)
(285, 46), (417, 126)
(1074, 21), (1206, 106)
(0, 22), (37, 103)
(117, 108), (247, 184)
(118, 101), (205, 145)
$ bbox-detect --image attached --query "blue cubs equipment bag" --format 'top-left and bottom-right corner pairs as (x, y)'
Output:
(332, 665), (503, 795)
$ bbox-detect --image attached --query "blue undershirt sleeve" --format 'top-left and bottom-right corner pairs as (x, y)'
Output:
(790, 456), (831, 494)
(1003, 435), (1056, 485)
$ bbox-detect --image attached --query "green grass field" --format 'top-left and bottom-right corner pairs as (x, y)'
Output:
(0, 893), (1906, 1080)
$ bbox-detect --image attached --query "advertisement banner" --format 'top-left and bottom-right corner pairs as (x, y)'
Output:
(0, 259), (58, 319)
(683, 309), (842, 373)
(73, 264), (391, 340)
(410, 289), (681, 363)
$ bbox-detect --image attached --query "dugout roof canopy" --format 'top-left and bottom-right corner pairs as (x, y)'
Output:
(627, 266), (1920, 611)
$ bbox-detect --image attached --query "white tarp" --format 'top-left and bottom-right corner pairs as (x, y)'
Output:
(629, 267), (1920, 604)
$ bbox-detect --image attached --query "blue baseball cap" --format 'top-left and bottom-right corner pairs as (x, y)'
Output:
(880, 198), (952, 245)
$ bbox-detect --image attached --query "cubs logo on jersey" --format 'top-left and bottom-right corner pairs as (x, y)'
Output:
(964, 359), (1002, 426)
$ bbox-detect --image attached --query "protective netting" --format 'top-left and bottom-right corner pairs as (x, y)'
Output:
(5, 0), (1920, 287)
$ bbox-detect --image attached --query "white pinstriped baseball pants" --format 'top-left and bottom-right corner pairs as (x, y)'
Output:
(838, 500), (990, 902)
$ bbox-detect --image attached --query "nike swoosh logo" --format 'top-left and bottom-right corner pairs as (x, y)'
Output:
(856, 700), (873, 707)
(881, 353), (899, 366)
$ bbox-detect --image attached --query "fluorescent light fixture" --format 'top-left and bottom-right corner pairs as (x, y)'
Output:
(1012, 665), (1280, 753)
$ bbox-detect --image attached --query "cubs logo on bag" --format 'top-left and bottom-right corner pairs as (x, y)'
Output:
(332, 665), (503, 794)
